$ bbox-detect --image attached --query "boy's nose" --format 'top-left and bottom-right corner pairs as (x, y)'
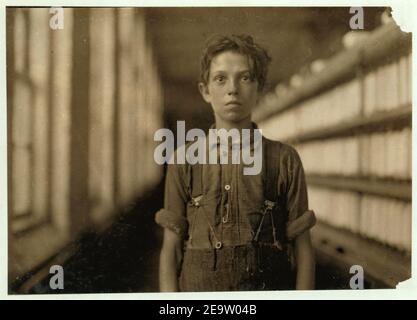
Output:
(227, 79), (239, 95)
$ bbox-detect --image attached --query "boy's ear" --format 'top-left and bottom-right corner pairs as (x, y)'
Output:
(198, 82), (211, 104)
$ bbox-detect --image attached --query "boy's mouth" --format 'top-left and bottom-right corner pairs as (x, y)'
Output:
(225, 100), (242, 106)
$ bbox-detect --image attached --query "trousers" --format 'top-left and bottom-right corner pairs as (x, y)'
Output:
(179, 243), (295, 291)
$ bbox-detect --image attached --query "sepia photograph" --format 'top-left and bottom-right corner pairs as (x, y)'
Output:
(4, 5), (412, 295)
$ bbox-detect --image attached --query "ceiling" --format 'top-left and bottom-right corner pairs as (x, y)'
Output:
(146, 7), (385, 90)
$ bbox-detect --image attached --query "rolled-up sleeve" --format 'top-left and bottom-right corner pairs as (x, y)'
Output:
(155, 159), (189, 239)
(281, 144), (309, 222)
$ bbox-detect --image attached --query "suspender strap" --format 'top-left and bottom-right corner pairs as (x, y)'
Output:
(191, 163), (203, 198)
(263, 138), (280, 202)
(259, 138), (285, 249)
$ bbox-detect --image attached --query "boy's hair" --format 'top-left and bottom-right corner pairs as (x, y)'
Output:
(199, 34), (272, 92)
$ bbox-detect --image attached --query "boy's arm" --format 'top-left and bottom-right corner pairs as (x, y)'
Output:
(282, 145), (315, 290)
(287, 210), (316, 240)
(294, 230), (315, 290)
(156, 153), (189, 292)
(159, 228), (183, 292)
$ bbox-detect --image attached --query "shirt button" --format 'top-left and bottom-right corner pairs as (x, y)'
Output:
(224, 184), (231, 191)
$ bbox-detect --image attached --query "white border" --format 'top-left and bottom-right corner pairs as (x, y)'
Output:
(1, 0), (416, 300)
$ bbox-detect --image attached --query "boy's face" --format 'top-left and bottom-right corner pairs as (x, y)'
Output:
(199, 51), (259, 124)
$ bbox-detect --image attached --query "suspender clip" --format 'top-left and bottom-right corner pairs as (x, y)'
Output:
(191, 195), (203, 207)
(264, 199), (276, 211)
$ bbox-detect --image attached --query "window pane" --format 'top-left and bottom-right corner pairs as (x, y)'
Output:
(14, 10), (27, 74)
(12, 148), (31, 216)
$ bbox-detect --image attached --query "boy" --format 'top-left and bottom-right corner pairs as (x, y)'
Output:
(156, 34), (315, 291)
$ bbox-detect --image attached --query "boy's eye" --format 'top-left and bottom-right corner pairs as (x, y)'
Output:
(214, 76), (226, 83)
(241, 75), (252, 82)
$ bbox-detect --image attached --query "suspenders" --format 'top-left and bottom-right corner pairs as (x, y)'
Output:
(259, 138), (284, 249)
(188, 137), (287, 250)
(263, 137), (280, 204)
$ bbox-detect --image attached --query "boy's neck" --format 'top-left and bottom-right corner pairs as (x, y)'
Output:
(214, 116), (253, 131)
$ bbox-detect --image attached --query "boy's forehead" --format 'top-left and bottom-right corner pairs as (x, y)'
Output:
(210, 51), (254, 72)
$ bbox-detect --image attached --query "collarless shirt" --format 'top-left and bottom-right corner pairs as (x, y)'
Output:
(155, 125), (308, 249)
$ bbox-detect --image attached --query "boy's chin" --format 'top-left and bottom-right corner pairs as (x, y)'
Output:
(217, 112), (252, 124)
